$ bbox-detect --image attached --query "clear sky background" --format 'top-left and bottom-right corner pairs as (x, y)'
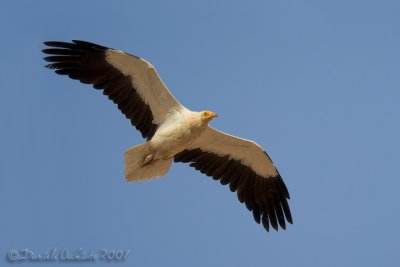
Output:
(1, 1), (399, 266)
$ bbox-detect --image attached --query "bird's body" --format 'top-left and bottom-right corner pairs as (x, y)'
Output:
(43, 40), (293, 232)
(149, 109), (209, 160)
(126, 108), (215, 180)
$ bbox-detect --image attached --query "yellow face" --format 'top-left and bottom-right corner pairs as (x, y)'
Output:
(201, 110), (218, 122)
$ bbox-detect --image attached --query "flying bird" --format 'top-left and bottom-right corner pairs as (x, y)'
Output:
(42, 40), (292, 232)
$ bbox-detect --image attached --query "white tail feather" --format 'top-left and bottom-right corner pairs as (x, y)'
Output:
(124, 144), (172, 182)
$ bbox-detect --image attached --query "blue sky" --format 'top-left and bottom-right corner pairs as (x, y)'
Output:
(1, 0), (399, 266)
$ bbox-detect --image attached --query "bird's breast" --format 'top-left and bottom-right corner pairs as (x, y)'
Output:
(149, 113), (206, 158)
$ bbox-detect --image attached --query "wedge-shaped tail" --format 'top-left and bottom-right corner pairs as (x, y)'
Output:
(124, 144), (172, 182)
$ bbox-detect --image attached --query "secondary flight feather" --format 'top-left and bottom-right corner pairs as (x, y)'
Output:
(42, 40), (293, 232)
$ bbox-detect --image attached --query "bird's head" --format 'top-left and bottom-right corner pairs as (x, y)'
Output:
(200, 110), (218, 123)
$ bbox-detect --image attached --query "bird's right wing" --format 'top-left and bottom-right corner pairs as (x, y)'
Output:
(43, 40), (186, 140)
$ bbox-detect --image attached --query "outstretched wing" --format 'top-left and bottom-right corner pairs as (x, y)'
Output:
(174, 126), (292, 231)
(43, 40), (185, 140)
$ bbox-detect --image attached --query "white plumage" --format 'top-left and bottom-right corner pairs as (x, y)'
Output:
(125, 108), (211, 181)
(43, 40), (292, 232)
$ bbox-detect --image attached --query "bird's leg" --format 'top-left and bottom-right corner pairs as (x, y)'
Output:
(141, 153), (154, 167)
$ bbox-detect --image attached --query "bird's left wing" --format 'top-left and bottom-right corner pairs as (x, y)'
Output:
(174, 126), (292, 231)
(43, 40), (185, 140)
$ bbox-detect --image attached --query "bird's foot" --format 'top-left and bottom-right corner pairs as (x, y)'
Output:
(141, 154), (154, 167)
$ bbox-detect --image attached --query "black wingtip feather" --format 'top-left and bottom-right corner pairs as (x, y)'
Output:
(262, 213), (270, 232)
(253, 208), (261, 224)
(72, 40), (109, 50)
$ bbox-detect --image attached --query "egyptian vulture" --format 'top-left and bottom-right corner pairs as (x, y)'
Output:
(42, 40), (292, 232)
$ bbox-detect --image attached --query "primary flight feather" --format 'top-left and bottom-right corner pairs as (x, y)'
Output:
(42, 40), (292, 232)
